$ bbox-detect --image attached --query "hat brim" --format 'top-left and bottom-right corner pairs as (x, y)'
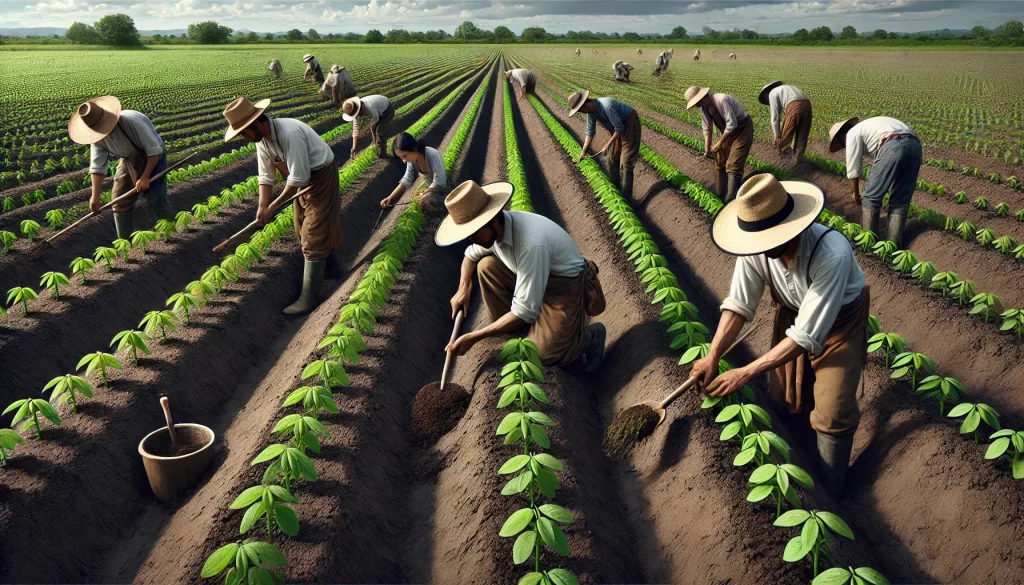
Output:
(435, 182), (515, 247)
(758, 81), (783, 105)
(829, 117), (859, 153)
(568, 89), (591, 117)
(68, 95), (121, 145)
(711, 181), (825, 256)
(224, 98), (271, 142)
(342, 97), (362, 122)
(686, 87), (710, 110)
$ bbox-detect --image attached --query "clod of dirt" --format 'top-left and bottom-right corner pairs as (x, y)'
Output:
(409, 382), (471, 443)
(602, 405), (660, 458)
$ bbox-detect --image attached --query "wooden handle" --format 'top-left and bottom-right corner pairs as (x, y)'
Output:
(160, 396), (178, 447)
(439, 310), (466, 391)
(659, 321), (762, 409)
(211, 185), (310, 253)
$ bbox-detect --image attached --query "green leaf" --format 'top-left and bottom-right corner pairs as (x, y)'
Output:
(547, 568), (580, 585)
(230, 486), (265, 509)
(720, 421), (743, 441)
(201, 543), (239, 578)
(248, 541), (285, 565)
(749, 464), (776, 484)
(513, 529), (539, 566)
(499, 454), (531, 475)
(533, 452), (563, 471)
(716, 404), (741, 423)
(496, 412), (523, 435)
(275, 504), (299, 536)
(780, 464), (814, 489)
(813, 568), (853, 585)
(518, 573), (545, 585)
(774, 509), (811, 527)
(801, 515), (820, 549)
(501, 470), (533, 495)
(248, 567), (274, 585)
(985, 438), (1010, 459)
(240, 502), (266, 534)
(733, 447), (757, 466)
(537, 517), (570, 555)
(747, 484), (775, 502)
(783, 534), (812, 562)
(853, 567), (891, 585)
(947, 403), (973, 418)
(500, 508), (535, 537)
(252, 444), (286, 464)
(539, 504), (573, 524)
(818, 511), (855, 539)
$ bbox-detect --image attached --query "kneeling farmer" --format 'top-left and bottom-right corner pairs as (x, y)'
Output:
(691, 174), (869, 498)
(437, 180), (607, 371)
(223, 97), (343, 316)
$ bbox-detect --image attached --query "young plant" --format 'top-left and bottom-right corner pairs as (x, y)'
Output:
(871, 240), (897, 263)
(747, 462), (814, 518)
(166, 291), (201, 323)
(40, 271), (70, 300)
(969, 293), (1003, 322)
(94, 246), (117, 270)
(890, 250), (917, 275)
(813, 566), (891, 585)
(0, 428), (26, 466)
(139, 310), (178, 343)
(174, 211), (194, 233)
(200, 539), (286, 585)
(715, 401), (772, 442)
(867, 315), (881, 336)
(497, 452), (573, 558)
(44, 209), (65, 230)
(992, 235), (1018, 254)
(77, 351), (122, 387)
(889, 351), (936, 388)
(338, 301), (378, 333)
(0, 230), (16, 254)
(202, 265), (238, 292)
(318, 324), (366, 364)
(947, 401), (1001, 443)
(251, 443), (318, 491)
(3, 398), (61, 439)
(995, 202), (1011, 217)
(229, 483), (300, 539)
(956, 220), (976, 241)
(985, 428), (1024, 479)
(1000, 309), (1024, 342)
(273, 413), (330, 454)
(130, 230), (158, 255)
(667, 320), (709, 350)
(20, 219), (40, 243)
(43, 374), (93, 414)
(911, 260), (936, 285)
(153, 219), (175, 240)
(774, 509), (855, 577)
(112, 238), (131, 261)
(7, 286), (38, 315)
(191, 203), (210, 223)
(110, 329), (151, 364)
(69, 257), (96, 284)
(929, 271), (958, 297)
(976, 228), (996, 247)
(301, 358), (348, 391)
(282, 385), (339, 420)
(867, 332), (906, 368)
(187, 279), (217, 302)
(954, 191), (968, 204)
(949, 278), (977, 306)
(916, 375), (965, 416)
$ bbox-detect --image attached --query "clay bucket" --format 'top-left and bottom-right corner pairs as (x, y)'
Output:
(138, 423), (215, 501)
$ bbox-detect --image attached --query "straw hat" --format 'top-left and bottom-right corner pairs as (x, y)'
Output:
(828, 117), (860, 153)
(222, 97), (271, 141)
(567, 90), (590, 117)
(342, 97), (362, 121)
(711, 174), (824, 256)
(685, 86), (710, 110)
(302, 54), (314, 63)
(505, 70), (513, 80)
(68, 96), (121, 145)
(330, 64), (341, 73)
(758, 81), (783, 105)
(435, 180), (515, 247)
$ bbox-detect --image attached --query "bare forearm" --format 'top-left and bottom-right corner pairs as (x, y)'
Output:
(708, 310), (746, 362)
(91, 173), (105, 200)
(704, 132), (712, 153)
(747, 337), (804, 377)
(141, 154), (159, 180)
(469, 311), (528, 341)
(581, 135), (594, 154)
(601, 132), (621, 153)
(389, 183), (407, 200)
(849, 178), (860, 197)
(458, 256), (477, 293)
(258, 184), (274, 209)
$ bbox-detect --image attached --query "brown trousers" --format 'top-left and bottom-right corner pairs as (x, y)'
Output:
(779, 100), (812, 158)
(714, 117), (754, 175)
(373, 104), (395, 157)
(605, 111), (642, 198)
(767, 286), (869, 437)
(294, 159), (343, 261)
(478, 257), (605, 366)
(512, 78), (535, 101)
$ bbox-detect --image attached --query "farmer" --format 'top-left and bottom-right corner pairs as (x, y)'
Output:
(685, 86), (753, 204)
(692, 173), (869, 498)
(729, 52), (737, 60)
(222, 97), (342, 316)
(829, 117), (921, 247)
(568, 90), (641, 199)
(759, 81), (812, 163)
(612, 60), (633, 82)
(575, 48), (581, 57)
(268, 59), (282, 78)
(342, 94), (394, 158)
(637, 48), (643, 55)
(380, 132), (449, 214)
(303, 54), (324, 84)
(319, 65), (356, 105)
(653, 50), (670, 75)
(436, 180), (607, 371)
(68, 95), (172, 240)
(693, 49), (701, 61)
(505, 68), (536, 103)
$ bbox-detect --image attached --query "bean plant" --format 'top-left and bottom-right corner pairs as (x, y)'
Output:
(40, 271), (70, 300)
(1000, 309), (1024, 342)
(229, 484), (299, 539)
(20, 220), (40, 243)
(0, 230), (16, 254)
(949, 278), (976, 306)
(911, 261), (936, 285)
(251, 443), (317, 492)
(130, 230), (158, 255)
(748, 462), (814, 518)
(992, 235), (1017, 254)
(200, 539), (285, 585)
(167, 291), (201, 323)
(44, 209), (65, 230)
(43, 374), (93, 414)
(948, 402), (1000, 443)
(94, 246), (117, 270)
(140, 310), (178, 343)
(112, 238), (131, 261)
(890, 250), (917, 275)
(154, 219), (175, 240)
(889, 351), (936, 388)
(985, 428), (1024, 479)
(774, 509), (855, 577)
(110, 329), (151, 364)
(0, 428), (25, 466)
(867, 332), (906, 368)
(282, 385), (338, 420)
(969, 293), (1003, 322)
(813, 566), (891, 585)
(929, 271), (958, 297)
(70, 257), (96, 284)
(7, 286), (38, 315)
(318, 325), (366, 364)
(175, 211), (194, 233)
(77, 351), (122, 387)
(3, 398), (61, 439)
(273, 414), (329, 454)
(916, 375), (965, 416)
(301, 359), (348, 391)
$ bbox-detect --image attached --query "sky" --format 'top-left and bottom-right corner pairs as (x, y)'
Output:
(3, 0), (1021, 34)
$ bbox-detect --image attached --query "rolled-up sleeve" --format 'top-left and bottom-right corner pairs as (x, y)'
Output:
(283, 136), (311, 187)
(464, 244), (493, 262)
(770, 92), (783, 139)
(700, 106), (712, 133)
(720, 258), (764, 322)
(787, 254), (851, 355)
(256, 143), (277, 186)
(399, 161), (417, 187)
(585, 113), (597, 137)
(845, 132), (864, 179)
(511, 245), (549, 323)
(722, 102), (738, 133)
(137, 127), (164, 157)
(89, 143), (110, 175)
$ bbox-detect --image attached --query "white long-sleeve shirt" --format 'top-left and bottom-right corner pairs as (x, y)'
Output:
(699, 93), (749, 134)
(89, 110), (164, 175)
(352, 95), (391, 137)
(509, 69), (535, 88)
(721, 224), (866, 355)
(768, 84), (810, 139)
(400, 146), (447, 189)
(844, 116), (915, 180)
(465, 211), (586, 323)
(256, 117), (334, 188)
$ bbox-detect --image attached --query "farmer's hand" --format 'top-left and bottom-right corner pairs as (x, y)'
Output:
(576, 150), (588, 163)
(380, 193), (399, 208)
(705, 365), (755, 398)
(89, 193), (102, 213)
(852, 187), (861, 204)
(703, 150), (713, 159)
(447, 332), (477, 356)
(256, 204), (270, 226)
(773, 137), (781, 148)
(450, 287), (470, 319)
(135, 175), (151, 193)
(351, 147), (358, 158)
(689, 354), (720, 391)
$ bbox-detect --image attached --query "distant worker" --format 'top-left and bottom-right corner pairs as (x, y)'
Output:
(686, 86), (753, 203)
(729, 52), (737, 60)
(693, 173), (869, 499)
(268, 59), (282, 78)
(575, 47), (581, 57)
(760, 81), (812, 163)
(829, 116), (921, 247)
(436, 180), (607, 371)
(302, 54), (324, 84)
(68, 96), (172, 239)
(694, 49), (701, 61)
(637, 48), (643, 55)
(612, 60), (634, 82)
(342, 94), (394, 158)
(380, 132), (450, 214)
(505, 68), (536, 103)
(669, 48), (675, 56)
(222, 97), (342, 316)
(653, 50), (670, 75)
(568, 90), (641, 199)
(319, 65), (356, 105)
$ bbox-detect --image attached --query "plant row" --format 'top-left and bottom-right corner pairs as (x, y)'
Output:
(503, 72), (534, 212)
(925, 156), (1023, 192)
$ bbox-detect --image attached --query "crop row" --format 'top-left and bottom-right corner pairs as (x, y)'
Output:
(503, 74), (534, 212)
(524, 91), (890, 584)
(925, 157), (1023, 192)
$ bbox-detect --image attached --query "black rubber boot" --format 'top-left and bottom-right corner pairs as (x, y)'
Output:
(284, 260), (325, 316)
(620, 167), (634, 200)
(816, 431), (854, 499)
(861, 206), (881, 237)
(724, 173), (742, 204)
(113, 209), (135, 240)
(580, 323), (607, 373)
(716, 169), (728, 202)
(887, 207), (908, 247)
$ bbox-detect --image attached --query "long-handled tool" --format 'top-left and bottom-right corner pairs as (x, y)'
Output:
(371, 201), (412, 235)
(409, 309), (472, 442)
(211, 184), (312, 253)
(29, 152), (199, 255)
(603, 321), (762, 458)
(439, 309), (466, 391)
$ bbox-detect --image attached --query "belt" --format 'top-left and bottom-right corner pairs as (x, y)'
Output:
(879, 133), (918, 148)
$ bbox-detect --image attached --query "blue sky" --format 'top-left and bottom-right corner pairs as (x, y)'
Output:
(3, 0), (1021, 34)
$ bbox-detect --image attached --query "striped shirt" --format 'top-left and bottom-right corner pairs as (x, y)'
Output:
(89, 110), (164, 175)
(400, 146), (447, 189)
(768, 84), (810, 139)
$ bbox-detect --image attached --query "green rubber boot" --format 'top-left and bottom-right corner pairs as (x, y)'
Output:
(887, 207), (908, 248)
(816, 431), (854, 499)
(283, 260), (325, 316)
(861, 206), (881, 237)
(724, 173), (742, 204)
(113, 209), (135, 240)
(716, 169), (728, 201)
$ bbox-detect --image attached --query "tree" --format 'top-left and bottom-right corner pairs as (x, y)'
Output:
(424, 29), (451, 41)
(669, 26), (688, 39)
(264, 33), (274, 40)
(454, 21), (481, 39)
(363, 29), (384, 43)
(285, 29), (303, 41)
(622, 31), (642, 41)
(970, 25), (987, 39)
(997, 19), (1024, 44)
(66, 22), (100, 44)
(307, 29), (321, 41)
(839, 25), (858, 40)
(872, 28), (888, 40)
(809, 26), (834, 41)
(94, 14), (140, 46)
(741, 29), (758, 39)
(792, 28), (810, 42)
(494, 25), (516, 43)
(247, 31), (260, 42)
(188, 21), (233, 44)
(521, 27), (548, 42)
(385, 28), (411, 43)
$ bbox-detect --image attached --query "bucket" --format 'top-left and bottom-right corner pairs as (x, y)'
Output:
(138, 423), (215, 502)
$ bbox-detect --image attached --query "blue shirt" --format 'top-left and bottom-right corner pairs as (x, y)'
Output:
(585, 97), (634, 137)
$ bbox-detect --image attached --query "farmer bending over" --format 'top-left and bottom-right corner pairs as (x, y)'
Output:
(343, 95), (394, 158)
(653, 51), (670, 75)
(69, 96), (173, 240)
(320, 65), (356, 105)
(303, 54), (324, 84)
(437, 180), (607, 372)
(829, 116), (921, 248)
(760, 81), (812, 164)
(612, 61), (633, 82)
(569, 90), (642, 199)
(222, 97), (343, 316)
(381, 132), (449, 215)
(505, 69), (536, 103)
(268, 59), (282, 78)
(686, 86), (753, 204)
(691, 174), (869, 499)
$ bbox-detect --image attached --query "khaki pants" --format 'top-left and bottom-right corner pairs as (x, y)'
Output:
(779, 100), (812, 159)
(293, 159), (343, 261)
(373, 104), (395, 157)
(714, 117), (754, 175)
(112, 150), (169, 216)
(605, 111), (641, 199)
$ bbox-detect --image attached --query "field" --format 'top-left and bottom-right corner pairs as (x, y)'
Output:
(1, 43), (1023, 585)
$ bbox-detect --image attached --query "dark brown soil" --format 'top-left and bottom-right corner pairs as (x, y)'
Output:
(602, 404), (661, 458)
(409, 381), (472, 442)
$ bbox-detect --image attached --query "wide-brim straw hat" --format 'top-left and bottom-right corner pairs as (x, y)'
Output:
(435, 180), (515, 247)
(829, 117), (860, 153)
(342, 97), (362, 121)
(505, 70), (513, 80)
(68, 96), (121, 145)
(758, 81), (783, 105)
(567, 90), (590, 117)
(303, 54), (314, 63)
(330, 64), (341, 73)
(223, 97), (271, 142)
(711, 173), (824, 256)
(685, 86), (710, 110)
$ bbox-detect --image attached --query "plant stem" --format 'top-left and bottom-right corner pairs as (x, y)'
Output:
(21, 299), (28, 315)
(813, 541), (820, 577)
(32, 411), (40, 439)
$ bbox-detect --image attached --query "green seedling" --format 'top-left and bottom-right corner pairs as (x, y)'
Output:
(727, 428), (791, 468)
(943, 215), (958, 233)
(948, 401), (1001, 443)
(273, 413), (330, 454)
(975, 196), (990, 210)
(976, 228), (995, 247)
(187, 279), (216, 302)
(130, 230), (158, 255)
(166, 291), (201, 323)
(318, 324), (366, 364)
(995, 202), (1010, 217)
(94, 246), (117, 270)
(43, 374), (93, 414)
(950, 278), (977, 306)
(890, 250), (917, 275)
(956, 221), (976, 241)
(890, 351), (937, 388)
(112, 238), (131, 261)
(853, 231), (877, 252)
(840, 222), (861, 240)
(252, 443), (317, 491)
(1015, 244), (1024, 261)
(3, 398), (61, 439)
(1017, 209), (1024, 222)
(658, 300), (699, 328)
(174, 211), (194, 233)
(154, 219), (175, 240)
(871, 240), (897, 262)
(916, 375), (965, 415)
(0, 230), (16, 254)
(748, 462), (814, 518)
(867, 332), (906, 368)
(339, 301), (378, 333)
(77, 351), (122, 387)
(200, 539), (286, 584)
(667, 320), (709, 350)
(985, 428), (1024, 479)
(70, 257), (96, 284)
(954, 191), (968, 204)
(929, 271), (958, 297)
(20, 220), (40, 243)
(813, 566), (891, 585)
(191, 203), (210, 223)
(301, 358), (348, 391)
(282, 385), (338, 420)
(0, 428), (26, 466)
(2, 198), (14, 212)
(236, 243), (262, 266)
(715, 401), (772, 440)
(229, 483), (299, 539)
(40, 271), (70, 300)
(992, 235), (1018, 254)
(7, 286), (38, 315)
(680, 342), (712, 366)
(202, 266), (237, 292)
(221, 254), (248, 275)
(44, 209), (65, 230)
(139, 310), (178, 343)
(969, 293), (1003, 322)
(1000, 309), (1024, 342)
(867, 315), (881, 336)
(775, 509), (855, 577)
(110, 329), (151, 364)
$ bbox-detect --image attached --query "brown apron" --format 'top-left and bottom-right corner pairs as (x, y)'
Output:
(293, 158), (343, 261)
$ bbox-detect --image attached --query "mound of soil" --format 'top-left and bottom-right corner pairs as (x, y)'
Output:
(409, 382), (472, 442)
(602, 404), (661, 458)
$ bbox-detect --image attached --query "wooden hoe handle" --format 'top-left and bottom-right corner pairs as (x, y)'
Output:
(211, 185), (311, 253)
(659, 321), (762, 409)
(160, 396), (178, 448)
(440, 310), (466, 391)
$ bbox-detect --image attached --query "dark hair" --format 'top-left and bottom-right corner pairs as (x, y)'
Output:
(392, 132), (428, 159)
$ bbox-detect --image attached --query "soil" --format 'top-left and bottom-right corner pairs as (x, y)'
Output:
(409, 381), (472, 442)
(602, 404), (661, 458)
